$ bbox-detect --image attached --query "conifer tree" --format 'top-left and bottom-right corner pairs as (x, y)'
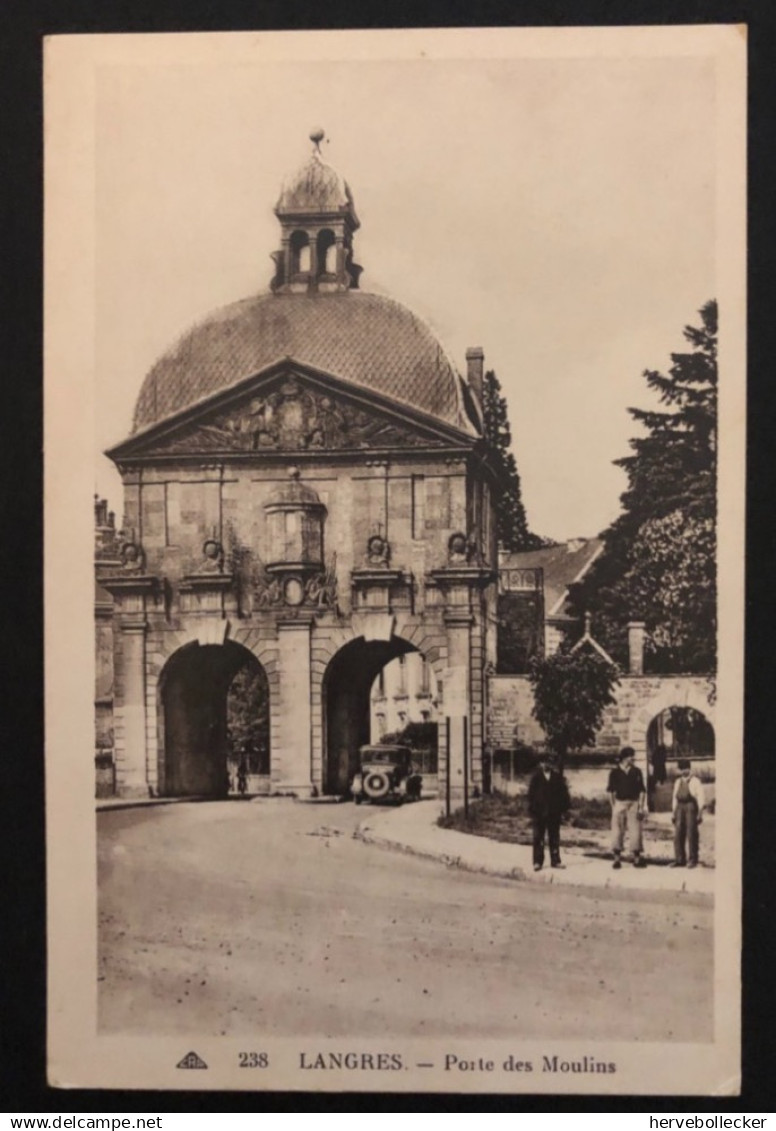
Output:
(481, 369), (543, 552)
(569, 301), (717, 672)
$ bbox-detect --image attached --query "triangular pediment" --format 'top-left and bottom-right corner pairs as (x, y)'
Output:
(108, 363), (476, 462)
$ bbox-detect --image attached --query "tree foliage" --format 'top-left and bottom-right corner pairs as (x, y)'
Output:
(380, 720), (438, 755)
(568, 301), (717, 673)
(496, 590), (543, 674)
(528, 645), (620, 761)
(481, 369), (545, 552)
(226, 662), (270, 774)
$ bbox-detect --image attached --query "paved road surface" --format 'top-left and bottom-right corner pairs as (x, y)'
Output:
(98, 800), (712, 1041)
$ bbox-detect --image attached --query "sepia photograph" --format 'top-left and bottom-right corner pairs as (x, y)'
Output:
(45, 26), (746, 1094)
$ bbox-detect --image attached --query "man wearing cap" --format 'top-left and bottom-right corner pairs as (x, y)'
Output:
(607, 747), (647, 869)
(671, 759), (705, 868)
(527, 753), (571, 871)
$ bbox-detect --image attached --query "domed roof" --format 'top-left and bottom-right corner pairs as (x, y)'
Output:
(276, 149), (356, 218)
(265, 472), (324, 509)
(132, 290), (474, 435)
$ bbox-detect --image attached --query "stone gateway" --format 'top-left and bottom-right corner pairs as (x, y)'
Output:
(96, 133), (500, 800)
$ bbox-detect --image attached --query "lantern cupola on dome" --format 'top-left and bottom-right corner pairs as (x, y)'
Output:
(271, 129), (362, 294)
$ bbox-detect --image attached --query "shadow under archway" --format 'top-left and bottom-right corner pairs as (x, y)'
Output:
(647, 705), (715, 812)
(158, 640), (269, 798)
(323, 636), (418, 796)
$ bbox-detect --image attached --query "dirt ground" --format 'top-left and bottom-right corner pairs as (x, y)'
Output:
(98, 799), (713, 1042)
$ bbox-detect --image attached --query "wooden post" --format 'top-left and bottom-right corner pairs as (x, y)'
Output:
(445, 716), (451, 818)
(466, 719), (470, 818)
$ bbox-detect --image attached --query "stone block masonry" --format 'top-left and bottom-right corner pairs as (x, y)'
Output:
(487, 674), (716, 767)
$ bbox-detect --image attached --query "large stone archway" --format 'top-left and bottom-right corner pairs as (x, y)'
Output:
(322, 635), (419, 796)
(157, 639), (270, 798)
(323, 637), (418, 796)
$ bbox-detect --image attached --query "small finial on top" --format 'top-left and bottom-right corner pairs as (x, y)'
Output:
(584, 611), (593, 636)
(310, 127), (325, 154)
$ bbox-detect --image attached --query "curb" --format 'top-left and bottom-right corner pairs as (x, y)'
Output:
(355, 819), (714, 907)
(356, 824), (528, 882)
(96, 795), (218, 812)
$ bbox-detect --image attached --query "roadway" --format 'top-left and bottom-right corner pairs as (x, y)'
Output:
(98, 799), (712, 1041)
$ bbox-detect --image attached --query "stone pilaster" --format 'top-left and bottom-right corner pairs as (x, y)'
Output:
(308, 236), (319, 285)
(275, 618), (314, 795)
(335, 235), (345, 281)
(100, 572), (157, 798)
(442, 611), (473, 803)
(116, 622), (149, 797)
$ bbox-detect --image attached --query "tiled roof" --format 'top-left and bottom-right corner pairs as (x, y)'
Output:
(132, 291), (473, 435)
(276, 153), (354, 215)
(500, 538), (603, 616)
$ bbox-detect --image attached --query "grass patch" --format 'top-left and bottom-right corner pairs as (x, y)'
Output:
(567, 796), (611, 829)
(438, 790), (608, 850)
(438, 789), (707, 856)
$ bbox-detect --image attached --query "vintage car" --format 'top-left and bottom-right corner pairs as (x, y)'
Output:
(351, 744), (423, 805)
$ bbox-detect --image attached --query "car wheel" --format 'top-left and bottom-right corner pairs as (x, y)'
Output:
(363, 770), (391, 800)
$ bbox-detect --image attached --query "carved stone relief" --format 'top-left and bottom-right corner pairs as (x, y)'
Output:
(253, 555), (339, 612)
(148, 377), (444, 455)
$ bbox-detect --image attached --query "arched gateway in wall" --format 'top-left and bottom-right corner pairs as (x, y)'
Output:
(97, 131), (499, 800)
(158, 640), (270, 798)
(322, 634), (445, 796)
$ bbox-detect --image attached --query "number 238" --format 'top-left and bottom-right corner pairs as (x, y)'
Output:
(239, 1051), (269, 1068)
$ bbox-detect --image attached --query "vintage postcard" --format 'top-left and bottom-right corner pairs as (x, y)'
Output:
(45, 26), (746, 1094)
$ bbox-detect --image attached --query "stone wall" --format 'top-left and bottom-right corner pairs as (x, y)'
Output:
(126, 455), (478, 621)
(487, 673), (716, 764)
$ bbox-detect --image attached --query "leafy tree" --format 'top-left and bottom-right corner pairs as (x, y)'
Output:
(380, 719), (439, 774)
(380, 720), (438, 756)
(226, 662), (270, 774)
(496, 590), (543, 674)
(482, 369), (544, 552)
(568, 301), (717, 672)
(528, 645), (620, 764)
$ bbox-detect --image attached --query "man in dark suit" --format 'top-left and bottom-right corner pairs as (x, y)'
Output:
(527, 753), (571, 871)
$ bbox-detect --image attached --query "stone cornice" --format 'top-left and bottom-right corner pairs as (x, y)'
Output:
(99, 574), (158, 599)
(351, 568), (406, 586)
(428, 566), (496, 590)
(178, 573), (234, 593)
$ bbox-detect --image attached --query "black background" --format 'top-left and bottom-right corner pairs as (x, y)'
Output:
(2, 0), (774, 1114)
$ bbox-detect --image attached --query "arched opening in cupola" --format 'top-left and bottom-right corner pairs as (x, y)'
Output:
(290, 229), (311, 275)
(317, 228), (337, 276)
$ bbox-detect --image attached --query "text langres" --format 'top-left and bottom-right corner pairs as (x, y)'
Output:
(300, 1051), (403, 1070)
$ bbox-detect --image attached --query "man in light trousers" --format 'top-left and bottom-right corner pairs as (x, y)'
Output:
(607, 746), (647, 869)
